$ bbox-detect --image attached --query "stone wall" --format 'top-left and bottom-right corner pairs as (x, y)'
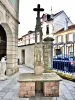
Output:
(0, 0), (19, 75)
(20, 82), (35, 97)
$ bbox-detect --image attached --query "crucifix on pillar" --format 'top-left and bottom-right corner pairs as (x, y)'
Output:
(33, 4), (44, 43)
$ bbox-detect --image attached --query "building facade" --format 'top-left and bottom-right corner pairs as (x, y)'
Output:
(53, 25), (75, 57)
(0, 0), (19, 75)
(41, 10), (73, 39)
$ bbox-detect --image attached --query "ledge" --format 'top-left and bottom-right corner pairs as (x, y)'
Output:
(18, 73), (62, 82)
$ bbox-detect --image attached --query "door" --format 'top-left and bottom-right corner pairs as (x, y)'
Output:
(21, 49), (25, 64)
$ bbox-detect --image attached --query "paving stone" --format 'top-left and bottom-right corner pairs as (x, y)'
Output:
(11, 97), (21, 100)
(56, 97), (66, 100)
(0, 66), (75, 100)
(0, 92), (7, 97)
(1, 87), (11, 92)
(3, 92), (14, 99)
(64, 93), (74, 100)
(67, 86), (75, 91)
(9, 89), (18, 92)
(0, 97), (2, 99)
(51, 97), (56, 100)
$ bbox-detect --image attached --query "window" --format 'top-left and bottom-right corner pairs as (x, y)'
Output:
(66, 33), (73, 42)
(56, 36), (58, 43)
(46, 25), (49, 34)
(68, 46), (73, 57)
(58, 36), (63, 43)
(68, 33), (73, 42)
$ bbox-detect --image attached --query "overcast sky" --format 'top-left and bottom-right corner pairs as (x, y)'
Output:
(18, 0), (75, 38)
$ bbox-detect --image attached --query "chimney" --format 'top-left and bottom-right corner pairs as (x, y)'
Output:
(51, 6), (54, 19)
(64, 18), (68, 30)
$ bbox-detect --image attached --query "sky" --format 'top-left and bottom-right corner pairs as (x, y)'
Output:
(18, 0), (75, 38)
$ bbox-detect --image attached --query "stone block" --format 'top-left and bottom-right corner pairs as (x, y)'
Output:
(55, 82), (59, 86)
(24, 86), (31, 91)
(6, 68), (13, 76)
(19, 82), (35, 97)
(20, 87), (25, 91)
(28, 91), (35, 96)
(44, 82), (59, 97)
(34, 66), (44, 75)
(50, 82), (56, 86)
(19, 91), (25, 98)
(26, 82), (35, 86)
(15, 66), (19, 72)
(31, 86), (35, 90)
(20, 82), (26, 87)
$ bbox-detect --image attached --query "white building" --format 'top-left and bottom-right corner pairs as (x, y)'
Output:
(41, 10), (73, 39)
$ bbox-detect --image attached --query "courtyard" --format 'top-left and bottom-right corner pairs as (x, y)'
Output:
(0, 65), (75, 100)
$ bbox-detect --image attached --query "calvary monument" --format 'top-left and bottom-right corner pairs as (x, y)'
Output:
(18, 4), (61, 98)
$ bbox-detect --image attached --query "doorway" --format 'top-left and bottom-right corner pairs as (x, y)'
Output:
(0, 25), (7, 61)
(21, 49), (25, 64)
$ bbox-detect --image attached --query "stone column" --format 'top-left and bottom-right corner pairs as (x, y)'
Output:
(34, 44), (44, 92)
(43, 37), (54, 71)
(34, 44), (44, 75)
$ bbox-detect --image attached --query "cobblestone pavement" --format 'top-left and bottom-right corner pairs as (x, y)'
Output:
(0, 65), (75, 100)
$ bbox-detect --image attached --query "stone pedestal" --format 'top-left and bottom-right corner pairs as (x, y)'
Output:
(18, 73), (61, 97)
(34, 44), (44, 75)
(43, 37), (54, 71)
(18, 36), (62, 98)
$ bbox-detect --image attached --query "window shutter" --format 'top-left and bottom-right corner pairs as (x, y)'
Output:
(66, 34), (68, 43)
(56, 36), (58, 43)
(61, 35), (63, 43)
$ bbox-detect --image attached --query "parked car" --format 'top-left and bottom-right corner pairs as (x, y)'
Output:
(53, 55), (75, 73)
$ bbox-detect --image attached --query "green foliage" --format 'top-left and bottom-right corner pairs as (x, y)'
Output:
(46, 69), (75, 82)
(56, 72), (75, 82)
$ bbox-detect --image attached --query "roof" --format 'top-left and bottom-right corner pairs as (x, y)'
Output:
(55, 24), (75, 33)
(22, 30), (35, 37)
(18, 30), (35, 40)
(54, 10), (64, 17)
(42, 10), (64, 21)
(42, 10), (72, 24)
(18, 37), (22, 40)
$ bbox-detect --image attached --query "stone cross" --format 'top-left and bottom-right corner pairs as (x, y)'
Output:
(33, 4), (44, 43)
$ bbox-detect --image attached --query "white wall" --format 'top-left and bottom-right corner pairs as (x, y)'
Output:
(18, 45), (34, 68)
(53, 12), (72, 33)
